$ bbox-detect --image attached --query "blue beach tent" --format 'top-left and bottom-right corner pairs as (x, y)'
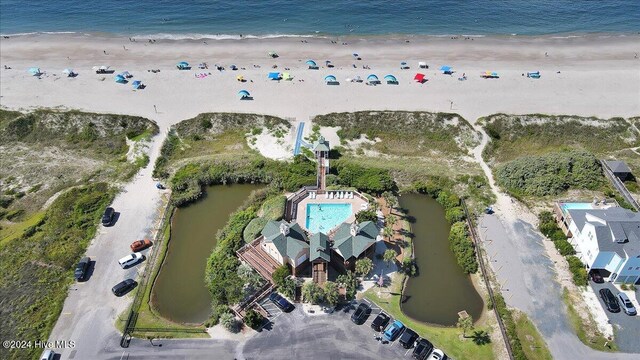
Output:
(132, 80), (143, 89)
(306, 59), (318, 69)
(238, 90), (251, 99)
(114, 74), (127, 83)
(384, 74), (398, 84)
(440, 65), (453, 74)
(324, 75), (339, 85)
(366, 74), (379, 84)
(176, 61), (190, 70)
(268, 72), (281, 80)
(28, 67), (42, 76)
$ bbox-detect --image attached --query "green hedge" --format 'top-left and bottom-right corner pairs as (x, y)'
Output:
(493, 294), (528, 360)
(495, 150), (604, 197)
(567, 256), (588, 286)
(243, 217), (269, 243)
(448, 222), (478, 274)
(334, 161), (396, 194)
(260, 195), (286, 221)
(538, 211), (583, 284)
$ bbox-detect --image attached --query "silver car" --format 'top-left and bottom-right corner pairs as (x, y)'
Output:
(617, 292), (637, 316)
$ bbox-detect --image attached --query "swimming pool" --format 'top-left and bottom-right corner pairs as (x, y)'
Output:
(561, 202), (594, 211)
(306, 203), (353, 233)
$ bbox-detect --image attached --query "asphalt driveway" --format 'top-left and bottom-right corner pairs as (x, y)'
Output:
(591, 282), (640, 352)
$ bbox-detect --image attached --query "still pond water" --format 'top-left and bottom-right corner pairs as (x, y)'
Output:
(400, 193), (483, 326)
(151, 184), (262, 323)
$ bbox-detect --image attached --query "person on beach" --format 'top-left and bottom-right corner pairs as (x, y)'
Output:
(103, 50), (107, 55)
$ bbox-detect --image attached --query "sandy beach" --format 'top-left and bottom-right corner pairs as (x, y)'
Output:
(1, 33), (639, 131)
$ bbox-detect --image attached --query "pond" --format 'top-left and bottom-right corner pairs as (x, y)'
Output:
(399, 193), (483, 326)
(151, 184), (262, 324)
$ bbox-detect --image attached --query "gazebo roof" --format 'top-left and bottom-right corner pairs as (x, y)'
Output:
(309, 232), (331, 262)
(314, 136), (330, 152)
(332, 221), (378, 260)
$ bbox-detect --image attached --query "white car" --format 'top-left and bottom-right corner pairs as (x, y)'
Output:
(617, 293), (637, 316)
(39, 349), (54, 360)
(118, 252), (143, 268)
(428, 348), (446, 360)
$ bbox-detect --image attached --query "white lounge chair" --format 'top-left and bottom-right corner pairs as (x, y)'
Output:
(325, 192), (329, 199)
(340, 192), (344, 199)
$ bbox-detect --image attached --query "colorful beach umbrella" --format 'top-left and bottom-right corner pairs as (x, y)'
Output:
(238, 90), (250, 98)
(282, 72), (292, 80)
(132, 80), (142, 89)
(114, 74), (126, 83)
(414, 73), (426, 83)
(440, 65), (453, 74)
(268, 72), (281, 80)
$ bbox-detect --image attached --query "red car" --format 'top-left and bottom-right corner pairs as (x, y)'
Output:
(130, 239), (152, 252)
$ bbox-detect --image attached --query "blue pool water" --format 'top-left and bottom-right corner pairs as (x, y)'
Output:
(561, 202), (594, 211)
(306, 203), (352, 233)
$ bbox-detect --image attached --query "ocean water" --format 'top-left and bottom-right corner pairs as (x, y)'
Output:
(1, 0), (639, 38)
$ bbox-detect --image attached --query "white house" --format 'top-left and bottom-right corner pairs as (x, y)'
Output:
(564, 207), (640, 284)
(261, 221), (309, 275)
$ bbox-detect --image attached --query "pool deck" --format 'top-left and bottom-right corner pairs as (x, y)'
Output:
(295, 192), (367, 233)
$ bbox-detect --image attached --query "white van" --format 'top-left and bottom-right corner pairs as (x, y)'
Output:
(118, 253), (143, 268)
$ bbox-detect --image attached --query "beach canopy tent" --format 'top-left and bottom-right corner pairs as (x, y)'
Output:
(237, 75), (244, 82)
(353, 75), (362, 82)
(268, 51), (279, 58)
(324, 75), (339, 85)
(527, 71), (541, 79)
(400, 62), (409, 69)
(282, 72), (293, 80)
(268, 72), (282, 80)
(132, 80), (143, 89)
(384, 74), (398, 84)
(176, 61), (190, 70)
(114, 74), (127, 83)
(28, 67), (42, 76)
(238, 90), (251, 99)
(62, 68), (75, 77)
(418, 61), (428, 69)
(306, 59), (318, 69)
(120, 71), (132, 78)
(366, 74), (379, 84)
(414, 73), (426, 83)
(440, 65), (453, 74)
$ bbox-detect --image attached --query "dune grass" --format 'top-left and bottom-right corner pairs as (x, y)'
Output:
(514, 311), (553, 360)
(562, 288), (617, 352)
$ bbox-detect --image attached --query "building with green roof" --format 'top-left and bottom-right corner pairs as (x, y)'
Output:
(261, 220), (310, 275)
(332, 221), (378, 268)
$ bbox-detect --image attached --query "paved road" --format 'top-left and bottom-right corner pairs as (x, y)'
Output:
(44, 136), (166, 360)
(591, 282), (640, 352)
(480, 214), (639, 360)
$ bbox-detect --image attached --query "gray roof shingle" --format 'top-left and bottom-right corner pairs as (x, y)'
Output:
(567, 207), (640, 258)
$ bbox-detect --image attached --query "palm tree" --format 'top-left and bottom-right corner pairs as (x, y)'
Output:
(383, 249), (396, 269)
(383, 224), (394, 241)
(456, 315), (474, 338)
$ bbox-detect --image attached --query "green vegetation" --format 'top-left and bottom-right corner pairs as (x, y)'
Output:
(492, 293), (527, 360)
(482, 114), (639, 164)
(242, 194), (286, 243)
(333, 161), (395, 194)
(302, 282), (325, 304)
(314, 111), (480, 155)
(495, 150), (604, 197)
(355, 209), (377, 223)
(280, 278), (296, 299)
(355, 257), (374, 277)
(0, 183), (116, 360)
(365, 276), (494, 360)
(272, 265), (290, 287)
(562, 288), (617, 351)
(220, 312), (241, 333)
(324, 281), (340, 306)
(538, 212), (584, 285)
(336, 270), (360, 300)
(513, 311), (553, 360)
(456, 315), (474, 337)
(243, 309), (264, 329)
(448, 222), (479, 274)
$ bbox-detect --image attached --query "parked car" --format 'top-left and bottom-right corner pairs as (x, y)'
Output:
(74, 256), (91, 281)
(371, 312), (391, 332)
(599, 288), (621, 313)
(112, 279), (137, 296)
(383, 320), (405, 341)
(118, 252), (143, 269)
(350, 302), (372, 325)
(617, 292), (637, 316)
(39, 349), (55, 360)
(130, 239), (152, 252)
(589, 270), (604, 283)
(427, 348), (446, 360)
(101, 207), (115, 226)
(269, 292), (294, 312)
(399, 327), (419, 349)
(413, 338), (434, 360)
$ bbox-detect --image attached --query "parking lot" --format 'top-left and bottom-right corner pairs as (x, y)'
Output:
(243, 296), (439, 360)
(591, 282), (640, 352)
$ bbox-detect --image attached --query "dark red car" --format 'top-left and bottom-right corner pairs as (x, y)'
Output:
(130, 239), (152, 252)
(589, 270), (604, 283)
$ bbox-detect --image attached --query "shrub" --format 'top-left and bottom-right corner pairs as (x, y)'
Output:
(567, 256), (588, 286)
(448, 222), (478, 274)
(336, 271), (359, 300)
(280, 278), (296, 299)
(243, 309), (264, 329)
(554, 239), (576, 256)
(302, 282), (325, 304)
(445, 206), (465, 224)
(402, 258), (419, 277)
(493, 294), (527, 360)
(260, 195), (286, 220)
(272, 265), (290, 287)
(334, 162), (395, 194)
(495, 150), (603, 197)
(243, 217), (268, 243)
(220, 312), (241, 333)
(324, 281), (340, 306)
(355, 209), (377, 223)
